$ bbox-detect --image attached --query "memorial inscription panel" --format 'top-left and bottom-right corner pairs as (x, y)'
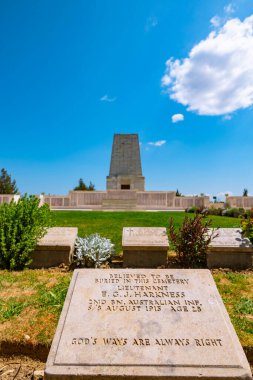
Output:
(122, 227), (169, 248)
(209, 228), (252, 250)
(45, 269), (252, 379)
(207, 228), (253, 269)
(122, 227), (168, 267)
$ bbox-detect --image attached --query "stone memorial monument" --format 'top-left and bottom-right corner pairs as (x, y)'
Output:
(207, 228), (253, 269)
(122, 227), (168, 267)
(106, 134), (145, 191)
(45, 269), (252, 379)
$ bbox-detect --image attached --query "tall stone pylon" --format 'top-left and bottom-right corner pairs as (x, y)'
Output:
(106, 134), (145, 190)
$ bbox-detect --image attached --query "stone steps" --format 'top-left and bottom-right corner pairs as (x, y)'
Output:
(102, 199), (137, 210)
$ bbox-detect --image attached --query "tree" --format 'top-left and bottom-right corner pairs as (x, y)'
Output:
(0, 168), (18, 194)
(243, 188), (248, 197)
(88, 181), (95, 191)
(176, 189), (182, 197)
(74, 178), (95, 191)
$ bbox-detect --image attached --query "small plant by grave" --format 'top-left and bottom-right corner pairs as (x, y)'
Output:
(74, 234), (114, 268)
(168, 214), (218, 268)
(241, 217), (253, 244)
(0, 195), (54, 270)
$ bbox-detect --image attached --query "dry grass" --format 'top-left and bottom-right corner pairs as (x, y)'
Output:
(213, 270), (253, 351)
(0, 269), (71, 347)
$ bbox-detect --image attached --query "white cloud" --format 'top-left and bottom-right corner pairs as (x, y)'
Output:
(162, 15), (253, 116)
(145, 16), (158, 32)
(224, 3), (235, 14)
(210, 4), (235, 29)
(217, 191), (233, 199)
(210, 15), (221, 27)
(148, 140), (166, 147)
(172, 113), (184, 123)
(100, 94), (117, 102)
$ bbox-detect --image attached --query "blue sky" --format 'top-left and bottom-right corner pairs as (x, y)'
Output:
(1, 0), (253, 199)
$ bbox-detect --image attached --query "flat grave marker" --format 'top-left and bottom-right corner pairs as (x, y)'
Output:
(207, 228), (253, 269)
(30, 227), (78, 268)
(45, 269), (252, 379)
(122, 227), (168, 267)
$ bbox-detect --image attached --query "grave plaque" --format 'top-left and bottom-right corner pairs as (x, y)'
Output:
(122, 227), (168, 267)
(30, 227), (78, 268)
(207, 228), (253, 269)
(45, 269), (252, 379)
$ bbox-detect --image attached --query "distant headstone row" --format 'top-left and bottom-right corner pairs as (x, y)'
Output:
(31, 227), (253, 270)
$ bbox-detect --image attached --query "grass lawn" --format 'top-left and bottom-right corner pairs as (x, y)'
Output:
(53, 211), (241, 254)
(0, 269), (71, 349)
(214, 271), (253, 351)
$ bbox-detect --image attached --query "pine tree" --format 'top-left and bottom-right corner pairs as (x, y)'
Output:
(0, 168), (18, 194)
(88, 181), (95, 191)
(74, 178), (87, 191)
(74, 179), (95, 191)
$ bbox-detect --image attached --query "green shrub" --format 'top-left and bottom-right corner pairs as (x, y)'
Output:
(186, 206), (210, 215)
(241, 218), (253, 244)
(0, 195), (54, 270)
(246, 209), (253, 219)
(208, 207), (223, 216)
(185, 206), (198, 213)
(187, 206), (247, 219)
(224, 208), (244, 218)
(168, 214), (217, 268)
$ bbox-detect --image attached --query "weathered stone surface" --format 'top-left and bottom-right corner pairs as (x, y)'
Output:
(45, 269), (252, 379)
(207, 228), (253, 269)
(106, 134), (145, 191)
(122, 227), (168, 267)
(30, 227), (78, 268)
(227, 195), (253, 210)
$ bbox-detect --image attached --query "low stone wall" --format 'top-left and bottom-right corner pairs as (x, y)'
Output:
(208, 202), (225, 209)
(68, 191), (107, 207)
(0, 194), (20, 204)
(137, 192), (168, 208)
(0, 192), (210, 210)
(43, 191), (209, 210)
(44, 196), (70, 208)
(174, 196), (209, 209)
(227, 196), (253, 210)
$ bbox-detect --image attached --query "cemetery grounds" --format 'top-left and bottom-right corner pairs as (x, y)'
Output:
(0, 211), (252, 378)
